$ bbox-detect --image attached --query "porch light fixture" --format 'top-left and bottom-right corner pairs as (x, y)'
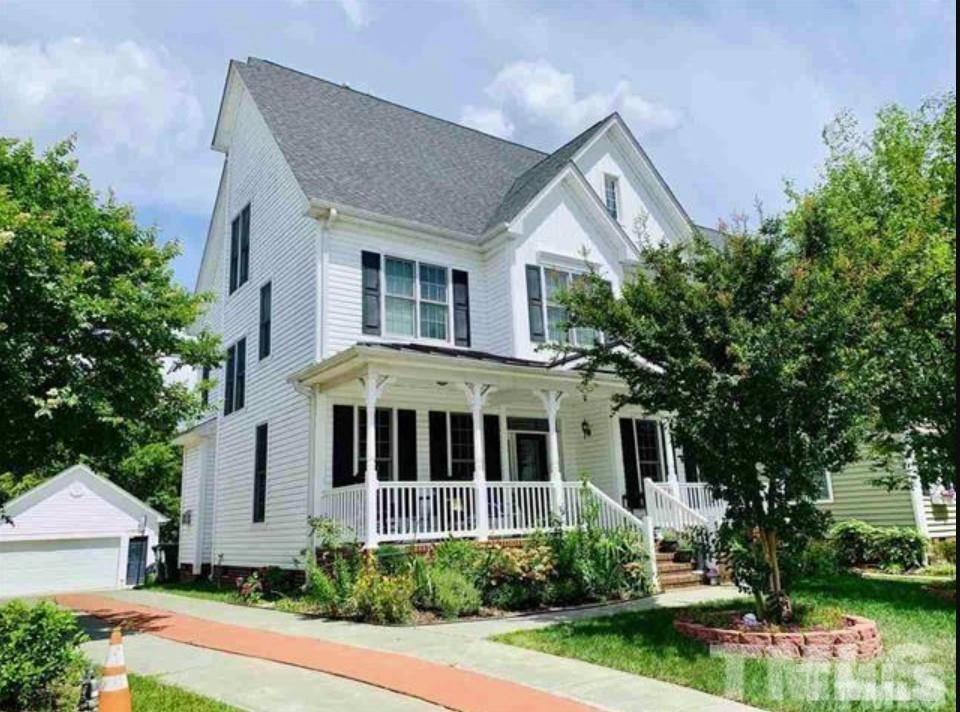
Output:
(581, 418), (592, 438)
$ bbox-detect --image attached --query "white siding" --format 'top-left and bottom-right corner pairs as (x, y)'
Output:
(210, 84), (317, 568)
(923, 497), (957, 539)
(324, 222), (490, 357)
(510, 178), (627, 362)
(575, 131), (673, 246)
(200, 441), (216, 563)
(178, 444), (202, 566)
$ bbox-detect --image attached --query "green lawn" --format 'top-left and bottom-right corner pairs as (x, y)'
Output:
(130, 674), (242, 711)
(494, 574), (956, 712)
(142, 580), (246, 605)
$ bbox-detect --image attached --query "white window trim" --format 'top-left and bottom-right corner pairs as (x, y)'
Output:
(381, 254), (455, 345)
(603, 174), (620, 221)
(816, 472), (835, 504)
(536, 265), (598, 347)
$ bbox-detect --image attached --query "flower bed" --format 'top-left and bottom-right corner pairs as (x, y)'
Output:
(673, 613), (883, 659)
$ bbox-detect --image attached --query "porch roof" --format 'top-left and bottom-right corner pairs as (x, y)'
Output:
(289, 342), (623, 393)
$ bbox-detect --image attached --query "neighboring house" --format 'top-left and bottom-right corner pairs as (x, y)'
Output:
(0, 465), (165, 598)
(817, 458), (956, 539)
(174, 58), (728, 579)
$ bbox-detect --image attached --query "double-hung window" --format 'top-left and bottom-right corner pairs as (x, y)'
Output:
(223, 337), (246, 415)
(357, 407), (393, 480)
(384, 258), (416, 336)
(449, 413), (474, 480)
(229, 204), (251, 294)
(528, 266), (598, 346)
(604, 175), (619, 220)
(363, 252), (469, 344)
(259, 282), (272, 360)
(418, 264), (448, 340)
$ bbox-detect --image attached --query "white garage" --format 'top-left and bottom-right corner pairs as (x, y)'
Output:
(0, 465), (166, 599)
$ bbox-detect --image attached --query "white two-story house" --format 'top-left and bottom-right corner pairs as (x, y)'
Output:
(175, 58), (724, 579)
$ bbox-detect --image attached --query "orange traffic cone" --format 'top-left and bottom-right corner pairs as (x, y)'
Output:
(99, 627), (132, 712)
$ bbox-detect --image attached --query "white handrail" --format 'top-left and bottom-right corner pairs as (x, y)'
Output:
(644, 478), (709, 532)
(674, 482), (726, 526)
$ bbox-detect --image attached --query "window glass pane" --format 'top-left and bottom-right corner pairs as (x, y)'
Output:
(634, 420), (661, 481)
(358, 408), (393, 481)
(419, 264), (447, 303)
(605, 176), (619, 218)
(385, 258), (415, 297)
(575, 327), (597, 346)
(385, 296), (416, 336)
(544, 269), (569, 301)
(815, 473), (831, 501)
(547, 306), (569, 343)
(449, 413), (474, 479)
(420, 302), (448, 340)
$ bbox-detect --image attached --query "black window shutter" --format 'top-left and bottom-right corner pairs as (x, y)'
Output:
(259, 282), (272, 360)
(229, 217), (240, 294)
(234, 338), (246, 411)
(619, 418), (642, 509)
(361, 251), (381, 335)
(525, 265), (545, 342)
(397, 410), (417, 481)
(452, 270), (471, 347)
(483, 414), (502, 481)
(239, 205), (250, 286)
(428, 411), (448, 480)
(201, 365), (210, 407)
(224, 345), (235, 415)
(253, 423), (268, 522)
(332, 405), (355, 487)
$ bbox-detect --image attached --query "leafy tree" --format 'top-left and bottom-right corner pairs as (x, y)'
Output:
(0, 138), (220, 529)
(786, 93), (956, 487)
(559, 219), (870, 622)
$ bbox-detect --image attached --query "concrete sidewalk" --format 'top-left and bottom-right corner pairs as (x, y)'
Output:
(79, 617), (441, 712)
(88, 586), (756, 712)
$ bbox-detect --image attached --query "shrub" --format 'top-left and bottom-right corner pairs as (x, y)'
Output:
(828, 520), (928, 570)
(353, 557), (415, 624)
(375, 544), (411, 576)
(799, 539), (843, 577)
(932, 538), (956, 565)
(0, 600), (87, 711)
(236, 571), (264, 604)
(429, 567), (482, 619)
(304, 550), (359, 618)
(432, 538), (483, 580)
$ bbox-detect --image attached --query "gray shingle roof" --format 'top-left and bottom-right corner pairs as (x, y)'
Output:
(483, 116), (611, 230)
(233, 58), (617, 238)
(235, 58), (548, 236)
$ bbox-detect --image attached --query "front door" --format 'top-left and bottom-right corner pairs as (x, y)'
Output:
(125, 536), (148, 587)
(515, 433), (548, 482)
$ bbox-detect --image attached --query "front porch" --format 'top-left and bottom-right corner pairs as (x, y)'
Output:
(294, 343), (724, 551)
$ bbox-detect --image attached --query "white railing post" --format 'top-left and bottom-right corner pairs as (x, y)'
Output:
(662, 421), (681, 500)
(536, 390), (566, 522)
(360, 370), (392, 550)
(461, 383), (496, 542)
(645, 515), (660, 591)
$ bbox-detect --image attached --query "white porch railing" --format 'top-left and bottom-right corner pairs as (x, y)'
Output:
(317, 480), (647, 546)
(643, 478), (726, 532)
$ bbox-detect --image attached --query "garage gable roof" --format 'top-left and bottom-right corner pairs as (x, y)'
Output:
(2, 464), (168, 524)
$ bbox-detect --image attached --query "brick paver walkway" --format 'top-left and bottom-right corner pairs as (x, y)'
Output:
(58, 593), (599, 712)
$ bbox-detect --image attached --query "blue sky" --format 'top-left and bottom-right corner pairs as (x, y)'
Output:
(1, 0), (955, 287)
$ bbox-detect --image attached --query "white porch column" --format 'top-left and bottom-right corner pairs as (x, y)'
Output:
(662, 421), (681, 499)
(535, 390), (567, 520)
(360, 370), (393, 549)
(461, 383), (497, 541)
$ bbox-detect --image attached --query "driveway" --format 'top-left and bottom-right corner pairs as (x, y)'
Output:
(66, 586), (757, 712)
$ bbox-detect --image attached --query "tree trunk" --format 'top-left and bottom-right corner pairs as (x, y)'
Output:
(759, 528), (792, 623)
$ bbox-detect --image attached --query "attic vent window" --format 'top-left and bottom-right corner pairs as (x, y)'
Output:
(604, 175), (619, 220)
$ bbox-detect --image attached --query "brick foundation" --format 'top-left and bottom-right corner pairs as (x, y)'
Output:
(674, 614), (883, 659)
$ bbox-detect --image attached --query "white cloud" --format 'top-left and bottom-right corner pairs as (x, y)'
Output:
(476, 59), (680, 139)
(459, 105), (515, 139)
(0, 38), (217, 213)
(336, 0), (372, 28)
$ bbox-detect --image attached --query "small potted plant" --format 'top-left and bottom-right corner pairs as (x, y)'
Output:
(659, 529), (679, 553)
(674, 545), (695, 564)
(704, 563), (721, 586)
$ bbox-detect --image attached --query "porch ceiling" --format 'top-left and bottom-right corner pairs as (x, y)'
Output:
(289, 343), (624, 396)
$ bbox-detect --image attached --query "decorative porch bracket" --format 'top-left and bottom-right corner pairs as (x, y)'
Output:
(535, 389), (567, 520)
(359, 370), (394, 549)
(460, 383), (497, 541)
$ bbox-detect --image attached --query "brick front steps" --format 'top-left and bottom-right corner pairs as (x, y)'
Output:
(656, 552), (704, 590)
(673, 614), (883, 659)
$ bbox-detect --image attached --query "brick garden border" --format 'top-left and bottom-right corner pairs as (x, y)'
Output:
(673, 614), (883, 659)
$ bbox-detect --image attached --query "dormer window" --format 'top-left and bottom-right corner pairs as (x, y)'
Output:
(604, 175), (619, 220)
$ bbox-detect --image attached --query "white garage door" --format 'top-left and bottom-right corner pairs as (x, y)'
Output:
(0, 537), (121, 597)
